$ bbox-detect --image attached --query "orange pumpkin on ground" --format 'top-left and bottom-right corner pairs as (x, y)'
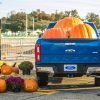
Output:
(54, 17), (83, 32)
(24, 79), (38, 92)
(12, 67), (19, 74)
(11, 62), (19, 74)
(0, 79), (6, 92)
(70, 24), (97, 39)
(1, 65), (13, 75)
(42, 28), (68, 39)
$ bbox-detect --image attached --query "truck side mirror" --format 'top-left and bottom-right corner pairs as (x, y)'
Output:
(38, 33), (43, 38)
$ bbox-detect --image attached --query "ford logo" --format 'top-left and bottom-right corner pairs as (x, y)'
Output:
(64, 65), (77, 71)
(66, 66), (76, 70)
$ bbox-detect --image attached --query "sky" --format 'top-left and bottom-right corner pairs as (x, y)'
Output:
(0, 0), (100, 18)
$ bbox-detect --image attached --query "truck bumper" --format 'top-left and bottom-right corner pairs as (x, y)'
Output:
(35, 64), (90, 77)
(36, 64), (100, 77)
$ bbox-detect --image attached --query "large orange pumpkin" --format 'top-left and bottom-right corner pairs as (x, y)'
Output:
(42, 28), (68, 39)
(70, 24), (97, 39)
(54, 17), (83, 31)
(0, 79), (6, 92)
(84, 24), (97, 39)
(24, 79), (38, 92)
(1, 65), (13, 75)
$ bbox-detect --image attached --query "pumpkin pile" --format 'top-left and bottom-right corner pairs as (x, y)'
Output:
(42, 17), (97, 39)
(0, 61), (38, 93)
(0, 78), (38, 93)
(0, 62), (19, 75)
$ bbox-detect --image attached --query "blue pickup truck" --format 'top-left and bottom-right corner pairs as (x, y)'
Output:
(35, 21), (100, 86)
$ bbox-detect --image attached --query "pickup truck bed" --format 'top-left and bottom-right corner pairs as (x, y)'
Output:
(35, 38), (100, 86)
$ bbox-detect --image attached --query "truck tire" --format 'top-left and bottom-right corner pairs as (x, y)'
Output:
(95, 77), (100, 86)
(37, 72), (48, 87)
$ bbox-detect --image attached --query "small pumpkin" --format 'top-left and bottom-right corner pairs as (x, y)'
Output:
(0, 79), (6, 92)
(11, 62), (19, 74)
(12, 67), (19, 74)
(24, 79), (38, 92)
(1, 65), (13, 75)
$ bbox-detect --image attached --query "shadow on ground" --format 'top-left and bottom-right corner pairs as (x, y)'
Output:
(41, 84), (95, 90)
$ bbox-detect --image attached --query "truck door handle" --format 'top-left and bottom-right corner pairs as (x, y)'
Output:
(92, 52), (98, 54)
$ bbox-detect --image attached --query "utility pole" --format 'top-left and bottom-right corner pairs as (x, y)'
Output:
(20, 9), (28, 36)
(33, 17), (34, 33)
(26, 14), (28, 36)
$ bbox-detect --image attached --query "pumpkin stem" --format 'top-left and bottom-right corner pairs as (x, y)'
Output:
(65, 28), (71, 38)
(12, 62), (16, 67)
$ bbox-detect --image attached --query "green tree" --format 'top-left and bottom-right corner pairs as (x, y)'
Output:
(71, 10), (80, 18)
(85, 12), (100, 28)
(55, 10), (61, 20)
(2, 9), (82, 32)
(64, 11), (71, 17)
(5, 21), (25, 32)
(64, 9), (80, 18)
(50, 13), (56, 21)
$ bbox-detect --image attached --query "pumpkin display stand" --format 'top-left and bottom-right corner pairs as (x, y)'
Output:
(0, 75), (11, 80)
(0, 73), (18, 80)
(0, 74), (36, 81)
(22, 69), (31, 75)
(18, 69), (37, 80)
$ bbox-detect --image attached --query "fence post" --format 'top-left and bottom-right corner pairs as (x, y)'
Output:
(0, 29), (1, 60)
(0, 18), (1, 60)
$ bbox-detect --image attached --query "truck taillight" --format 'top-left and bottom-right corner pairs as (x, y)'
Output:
(35, 44), (41, 62)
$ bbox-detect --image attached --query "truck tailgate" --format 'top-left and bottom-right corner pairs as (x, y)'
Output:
(39, 39), (100, 64)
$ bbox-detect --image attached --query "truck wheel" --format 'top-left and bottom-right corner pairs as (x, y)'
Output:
(37, 72), (48, 87)
(95, 77), (100, 86)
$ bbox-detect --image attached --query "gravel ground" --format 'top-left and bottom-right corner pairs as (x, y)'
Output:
(0, 87), (100, 100)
